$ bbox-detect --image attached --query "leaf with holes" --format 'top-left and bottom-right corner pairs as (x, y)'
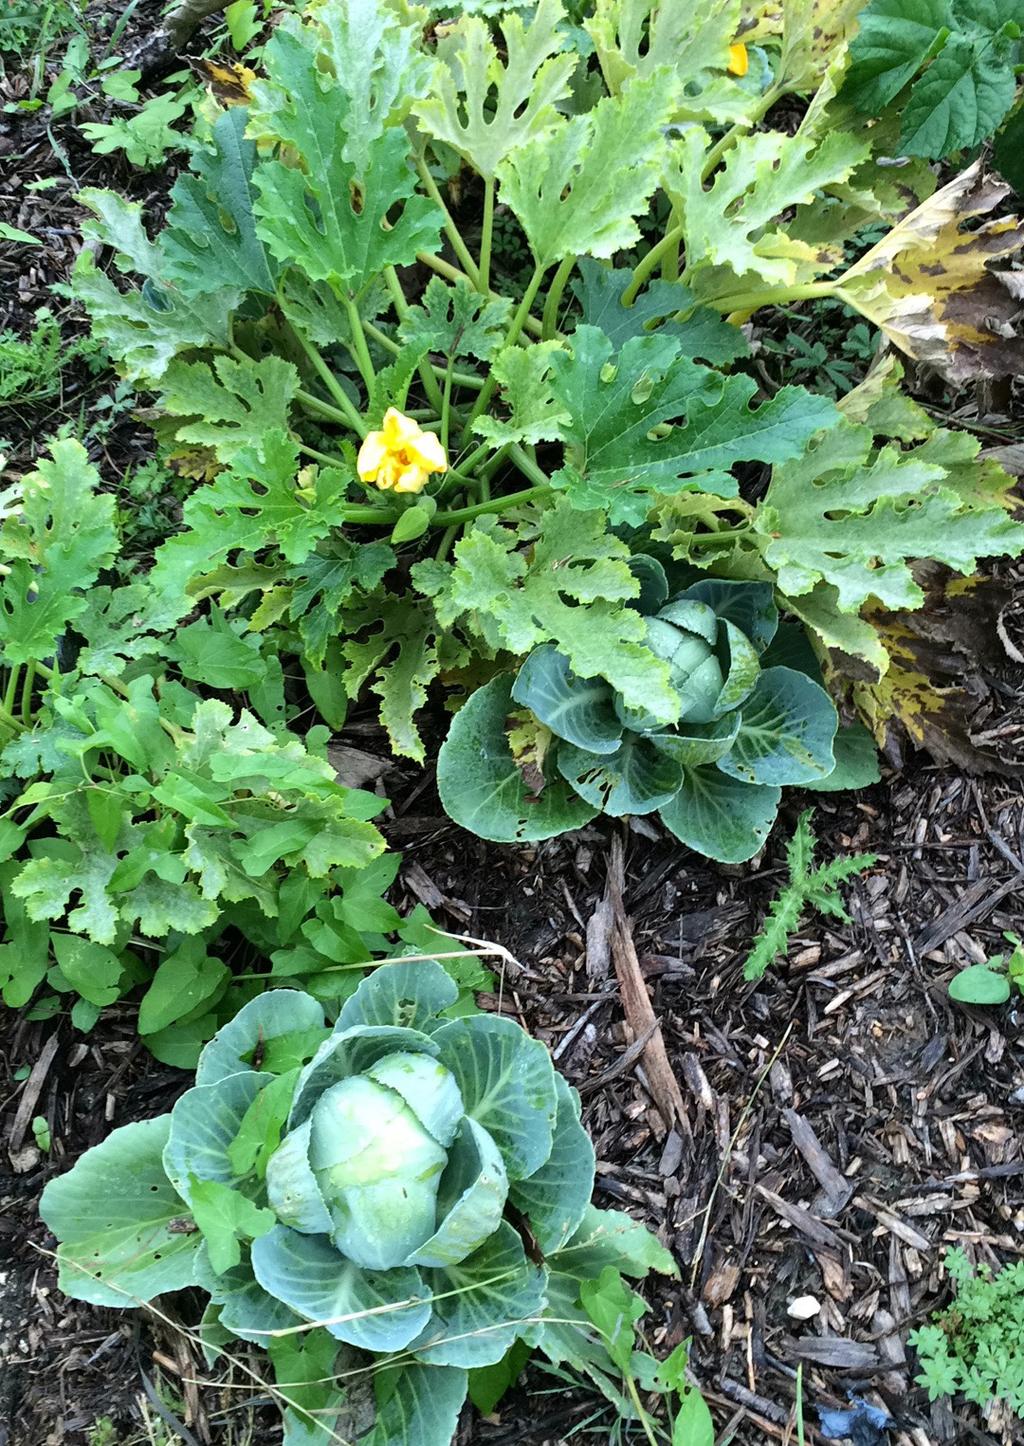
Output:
(548, 326), (840, 524)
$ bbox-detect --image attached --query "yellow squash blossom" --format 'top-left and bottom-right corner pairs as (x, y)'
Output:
(357, 407), (448, 495)
(727, 42), (748, 76)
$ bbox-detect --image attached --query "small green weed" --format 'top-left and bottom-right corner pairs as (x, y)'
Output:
(911, 1247), (1024, 1417)
(743, 810), (876, 982)
(0, 309), (107, 409)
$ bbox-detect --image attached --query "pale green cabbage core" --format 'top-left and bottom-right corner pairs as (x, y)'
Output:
(302, 1056), (458, 1270)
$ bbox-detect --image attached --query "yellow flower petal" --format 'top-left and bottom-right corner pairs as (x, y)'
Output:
(392, 463), (430, 494)
(406, 429), (448, 472)
(381, 406), (422, 448)
(727, 42), (748, 76)
(357, 432), (387, 480)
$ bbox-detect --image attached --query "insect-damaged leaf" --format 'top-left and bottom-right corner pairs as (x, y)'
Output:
(414, 0), (576, 181)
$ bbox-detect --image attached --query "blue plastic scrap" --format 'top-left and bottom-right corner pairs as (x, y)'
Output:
(817, 1395), (894, 1444)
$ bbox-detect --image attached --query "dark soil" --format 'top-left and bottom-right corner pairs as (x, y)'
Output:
(2, 14), (1024, 1446)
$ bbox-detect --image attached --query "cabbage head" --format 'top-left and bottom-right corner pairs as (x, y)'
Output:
(39, 961), (676, 1445)
(437, 575), (877, 862)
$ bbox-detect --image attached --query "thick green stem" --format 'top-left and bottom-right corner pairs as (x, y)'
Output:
(625, 1376), (661, 1446)
(464, 264), (547, 441)
(294, 386), (354, 428)
(440, 357), (455, 455)
(457, 440), (497, 477)
(700, 82), (785, 181)
(3, 665), (21, 719)
(343, 295), (377, 391)
(362, 321), (484, 391)
(662, 204), (682, 282)
(20, 663), (36, 727)
(507, 443), (550, 489)
(706, 280), (836, 315)
(477, 176), (495, 295)
(623, 224), (684, 306)
(384, 266), (448, 413)
(542, 255), (576, 340)
(383, 266), (409, 320)
(0, 702), (20, 738)
(298, 443), (352, 470)
(276, 331), (367, 437)
(415, 155), (481, 284)
(433, 483), (550, 526)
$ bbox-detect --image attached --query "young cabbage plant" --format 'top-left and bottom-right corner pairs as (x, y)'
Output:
(39, 960), (677, 1446)
(438, 576), (874, 863)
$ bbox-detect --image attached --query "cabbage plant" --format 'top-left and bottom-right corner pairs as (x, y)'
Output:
(438, 577), (873, 862)
(39, 961), (675, 1444)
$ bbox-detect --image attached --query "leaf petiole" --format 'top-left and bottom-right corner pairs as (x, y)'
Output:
(414, 152), (481, 285)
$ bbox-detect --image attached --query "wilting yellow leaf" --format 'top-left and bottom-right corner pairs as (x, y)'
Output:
(167, 446), (220, 482)
(779, 0), (864, 94)
(199, 60), (257, 106)
(845, 578), (1023, 774)
(507, 709), (553, 802)
(834, 162), (1024, 382)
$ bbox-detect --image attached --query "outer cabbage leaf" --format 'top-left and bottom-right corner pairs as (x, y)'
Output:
(38, 1116), (201, 1308)
(437, 674), (598, 843)
(413, 1222), (545, 1367)
(658, 769), (781, 863)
